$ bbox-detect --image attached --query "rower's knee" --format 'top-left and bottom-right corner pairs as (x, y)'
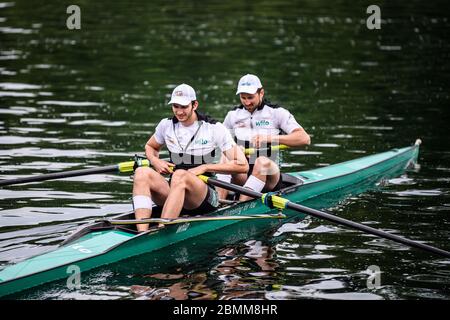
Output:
(133, 167), (156, 185)
(254, 157), (278, 175)
(170, 169), (189, 188)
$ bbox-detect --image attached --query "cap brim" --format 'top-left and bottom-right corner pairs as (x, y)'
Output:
(168, 97), (191, 106)
(236, 86), (259, 95)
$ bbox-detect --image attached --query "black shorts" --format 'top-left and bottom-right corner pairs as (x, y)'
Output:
(181, 184), (220, 216)
(150, 184), (220, 218)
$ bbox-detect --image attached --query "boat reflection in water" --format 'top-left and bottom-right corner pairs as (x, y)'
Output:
(130, 240), (279, 300)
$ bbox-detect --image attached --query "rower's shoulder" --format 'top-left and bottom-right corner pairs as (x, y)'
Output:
(225, 104), (244, 114)
(263, 100), (287, 111)
(222, 105), (244, 123)
(157, 117), (173, 127)
(197, 111), (218, 124)
(263, 100), (295, 117)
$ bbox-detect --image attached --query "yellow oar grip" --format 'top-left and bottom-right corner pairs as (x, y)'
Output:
(276, 144), (290, 151)
(198, 175), (209, 183)
(261, 194), (289, 210)
(118, 159), (150, 173)
(244, 144), (289, 155)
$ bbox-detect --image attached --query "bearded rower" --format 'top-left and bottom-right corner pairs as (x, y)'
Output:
(133, 84), (248, 231)
(217, 74), (311, 201)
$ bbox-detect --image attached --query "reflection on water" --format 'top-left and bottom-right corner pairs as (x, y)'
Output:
(1, 0), (450, 299)
(126, 240), (278, 300)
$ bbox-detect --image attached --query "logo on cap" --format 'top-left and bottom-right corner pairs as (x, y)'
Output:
(168, 83), (196, 105)
(236, 74), (263, 95)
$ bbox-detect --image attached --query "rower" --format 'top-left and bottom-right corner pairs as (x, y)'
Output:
(132, 84), (248, 231)
(216, 74), (311, 201)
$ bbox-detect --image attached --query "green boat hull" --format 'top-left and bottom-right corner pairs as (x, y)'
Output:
(0, 143), (420, 298)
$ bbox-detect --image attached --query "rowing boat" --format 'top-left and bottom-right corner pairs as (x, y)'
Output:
(0, 142), (420, 297)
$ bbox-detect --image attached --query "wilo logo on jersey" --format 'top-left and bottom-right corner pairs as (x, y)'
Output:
(194, 138), (208, 145)
(255, 120), (270, 127)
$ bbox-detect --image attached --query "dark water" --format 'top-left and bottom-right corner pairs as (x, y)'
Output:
(1, 0), (449, 299)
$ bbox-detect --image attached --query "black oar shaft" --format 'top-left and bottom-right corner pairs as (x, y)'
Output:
(205, 177), (450, 258)
(0, 165), (118, 186)
(0, 159), (149, 187)
(206, 177), (263, 198)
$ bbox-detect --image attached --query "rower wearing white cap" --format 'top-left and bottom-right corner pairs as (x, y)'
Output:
(132, 84), (248, 231)
(217, 74), (311, 202)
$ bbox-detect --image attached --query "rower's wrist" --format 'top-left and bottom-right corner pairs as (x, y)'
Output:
(268, 135), (278, 144)
(147, 155), (158, 165)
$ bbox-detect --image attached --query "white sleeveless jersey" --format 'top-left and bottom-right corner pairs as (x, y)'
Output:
(223, 100), (302, 143)
(153, 114), (235, 157)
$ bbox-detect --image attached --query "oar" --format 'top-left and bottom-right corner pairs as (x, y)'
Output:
(107, 213), (286, 226)
(199, 175), (450, 258)
(244, 144), (289, 156)
(0, 159), (150, 187)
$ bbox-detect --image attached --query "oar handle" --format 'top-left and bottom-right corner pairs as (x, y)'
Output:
(244, 144), (289, 155)
(118, 159), (150, 173)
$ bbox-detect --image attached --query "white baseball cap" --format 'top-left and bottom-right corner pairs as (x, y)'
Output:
(236, 74), (262, 95)
(168, 83), (197, 106)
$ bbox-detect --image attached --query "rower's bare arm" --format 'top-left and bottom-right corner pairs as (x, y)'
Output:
(145, 136), (173, 174)
(276, 127), (310, 147)
(251, 128), (310, 148)
(230, 144), (249, 170)
(218, 145), (248, 174)
(190, 145), (248, 176)
(145, 136), (161, 161)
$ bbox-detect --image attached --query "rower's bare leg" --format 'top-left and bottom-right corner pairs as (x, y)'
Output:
(132, 167), (170, 232)
(217, 173), (247, 200)
(239, 156), (280, 202)
(216, 153), (232, 200)
(217, 183), (230, 200)
(161, 170), (208, 220)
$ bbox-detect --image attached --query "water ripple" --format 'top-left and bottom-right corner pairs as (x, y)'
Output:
(36, 100), (106, 107)
(0, 147), (131, 159)
(69, 120), (127, 127)
(394, 189), (444, 197)
(0, 204), (131, 228)
(273, 219), (312, 236)
(0, 106), (38, 116)
(0, 189), (112, 200)
(267, 281), (383, 300)
(0, 82), (42, 90)
(20, 118), (66, 125)
(406, 274), (450, 284)
(0, 91), (36, 97)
